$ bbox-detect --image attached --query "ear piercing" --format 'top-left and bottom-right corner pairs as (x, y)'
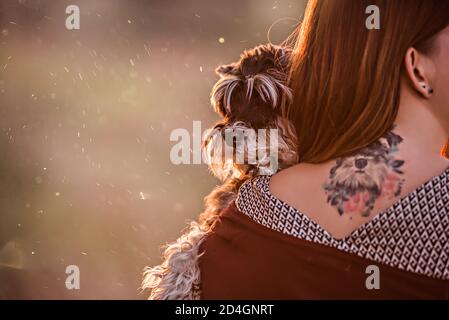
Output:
(421, 84), (434, 95)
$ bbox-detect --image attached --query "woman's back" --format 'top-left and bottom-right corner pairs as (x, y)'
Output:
(198, 115), (449, 298)
(199, 159), (449, 299)
(269, 127), (449, 239)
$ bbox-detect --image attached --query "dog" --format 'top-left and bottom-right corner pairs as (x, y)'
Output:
(323, 130), (405, 217)
(143, 44), (298, 299)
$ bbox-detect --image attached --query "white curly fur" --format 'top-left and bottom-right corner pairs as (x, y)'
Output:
(141, 222), (207, 300)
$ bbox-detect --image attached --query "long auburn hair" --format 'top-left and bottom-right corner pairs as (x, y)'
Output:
(284, 0), (449, 163)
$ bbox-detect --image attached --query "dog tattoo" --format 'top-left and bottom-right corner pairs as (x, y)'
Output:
(323, 129), (405, 217)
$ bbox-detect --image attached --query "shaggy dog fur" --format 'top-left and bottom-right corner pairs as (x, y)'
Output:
(141, 44), (299, 299)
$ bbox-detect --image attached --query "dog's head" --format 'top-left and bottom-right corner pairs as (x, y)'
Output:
(330, 154), (389, 194)
(211, 44), (292, 127)
(329, 131), (404, 194)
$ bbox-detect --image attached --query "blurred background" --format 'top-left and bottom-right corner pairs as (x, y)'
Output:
(0, 0), (305, 299)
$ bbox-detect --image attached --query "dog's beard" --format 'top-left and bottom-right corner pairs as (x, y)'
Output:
(333, 158), (389, 192)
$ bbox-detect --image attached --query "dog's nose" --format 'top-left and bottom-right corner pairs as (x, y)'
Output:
(355, 158), (368, 169)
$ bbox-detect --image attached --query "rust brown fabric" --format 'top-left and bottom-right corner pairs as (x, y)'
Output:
(199, 202), (449, 299)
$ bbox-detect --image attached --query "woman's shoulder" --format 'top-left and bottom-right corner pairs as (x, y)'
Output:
(269, 154), (449, 239)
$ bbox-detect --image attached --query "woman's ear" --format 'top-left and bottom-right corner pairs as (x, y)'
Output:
(404, 47), (434, 99)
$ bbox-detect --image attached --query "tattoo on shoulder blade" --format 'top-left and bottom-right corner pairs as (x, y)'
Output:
(323, 129), (405, 217)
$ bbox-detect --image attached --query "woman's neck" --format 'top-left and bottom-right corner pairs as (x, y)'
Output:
(394, 88), (449, 164)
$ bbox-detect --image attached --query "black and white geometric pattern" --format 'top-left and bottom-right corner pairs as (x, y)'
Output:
(236, 167), (449, 280)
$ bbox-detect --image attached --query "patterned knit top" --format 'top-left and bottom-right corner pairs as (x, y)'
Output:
(235, 167), (449, 280)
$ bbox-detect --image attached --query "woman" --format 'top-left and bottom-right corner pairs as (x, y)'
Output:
(144, 0), (449, 299)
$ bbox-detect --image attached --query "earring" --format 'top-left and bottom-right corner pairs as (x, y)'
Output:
(421, 83), (433, 95)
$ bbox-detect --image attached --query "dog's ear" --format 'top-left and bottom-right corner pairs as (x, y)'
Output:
(335, 158), (343, 167)
(329, 159), (342, 177)
(385, 131), (403, 148)
(215, 63), (239, 77)
(371, 139), (389, 156)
